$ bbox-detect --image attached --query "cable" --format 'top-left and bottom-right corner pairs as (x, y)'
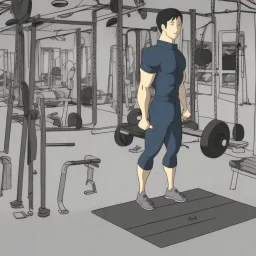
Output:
(57, 4), (98, 18)
(75, 0), (84, 8)
(40, 3), (96, 17)
(196, 21), (213, 30)
(245, 0), (256, 5)
(218, 0), (256, 10)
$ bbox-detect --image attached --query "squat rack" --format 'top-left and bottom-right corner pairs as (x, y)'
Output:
(111, 1), (247, 129)
(112, 2), (203, 125)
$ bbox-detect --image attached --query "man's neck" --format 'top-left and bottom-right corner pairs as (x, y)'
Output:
(159, 33), (175, 44)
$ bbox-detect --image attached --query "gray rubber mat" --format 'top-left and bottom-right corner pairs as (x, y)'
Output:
(92, 188), (256, 248)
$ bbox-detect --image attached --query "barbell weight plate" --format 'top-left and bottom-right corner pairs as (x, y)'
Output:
(195, 48), (205, 66)
(195, 48), (212, 66)
(68, 113), (82, 130)
(110, 0), (118, 13)
(200, 119), (230, 158)
(232, 123), (244, 141)
(200, 49), (212, 65)
(11, 0), (32, 23)
(114, 125), (134, 146)
(52, 67), (61, 77)
(127, 108), (142, 125)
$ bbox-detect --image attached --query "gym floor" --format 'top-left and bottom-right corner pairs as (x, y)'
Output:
(1, 97), (256, 256)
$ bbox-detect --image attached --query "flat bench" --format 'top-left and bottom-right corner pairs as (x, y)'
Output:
(57, 155), (101, 215)
(229, 156), (256, 190)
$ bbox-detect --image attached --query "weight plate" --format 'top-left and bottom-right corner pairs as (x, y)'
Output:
(232, 123), (244, 141)
(195, 48), (212, 66)
(114, 125), (133, 146)
(200, 119), (230, 158)
(138, 9), (147, 20)
(68, 113), (82, 130)
(52, 67), (61, 77)
(106, 17), (117, 27)
(11, 0), (32, 22)
(127, 108), (142, 125)
(110, 0), (118, 13)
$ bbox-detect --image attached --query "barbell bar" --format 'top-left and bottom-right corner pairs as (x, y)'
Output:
(114, 109), (231, 159)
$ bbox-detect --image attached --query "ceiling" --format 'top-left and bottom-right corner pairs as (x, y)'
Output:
(0, 0), (254, 36)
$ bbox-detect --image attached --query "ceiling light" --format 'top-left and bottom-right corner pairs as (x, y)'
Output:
(51, 1), (69, 8)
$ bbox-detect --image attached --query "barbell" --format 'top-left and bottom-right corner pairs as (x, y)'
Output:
(114, 108), (232, 159)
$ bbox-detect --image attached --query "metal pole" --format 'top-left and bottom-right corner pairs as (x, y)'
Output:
(10, 23), (26, 209)
(91, 10), (97, 126)
(27, 23), (36, 212)
(211, 0), (217, 119)
(135, 30), (141, 86)
(19, 28), (25, 107)
(234, 1), (241, 125)
(117, 0), (124, 124)
(4, 25), (19, 154)
(76, 29), (82, 117)
(189, 9), (196, 123)
(253, 14), (256, 155)
(39, 98), (46, 209)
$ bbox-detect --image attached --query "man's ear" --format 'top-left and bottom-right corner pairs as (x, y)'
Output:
(161, 24), (166, 31)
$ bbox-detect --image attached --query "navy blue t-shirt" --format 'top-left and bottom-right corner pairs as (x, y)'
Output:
(140, 40), (186, 99)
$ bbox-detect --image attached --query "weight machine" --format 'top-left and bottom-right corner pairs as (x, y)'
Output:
(107, 27), (157, 112)
(218, 30), (249, 105)
(39, 47), (62, 90)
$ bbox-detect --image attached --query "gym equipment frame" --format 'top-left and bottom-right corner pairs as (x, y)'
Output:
(27, 18), (95, 132)
(57, 155), (101, 215)
(39, 47), (62, 90)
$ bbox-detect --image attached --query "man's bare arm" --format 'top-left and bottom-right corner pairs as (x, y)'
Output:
(137, 69), (156, 120)
(179, 71), (188, 111)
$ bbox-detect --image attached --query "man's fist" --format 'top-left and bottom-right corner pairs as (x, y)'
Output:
(181, 109), (191, 121)
(138, 119), (154, 130)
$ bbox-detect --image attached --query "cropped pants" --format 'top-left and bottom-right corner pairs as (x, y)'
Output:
(138, 96), (182, 170)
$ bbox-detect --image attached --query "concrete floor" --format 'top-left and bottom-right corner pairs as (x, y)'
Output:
(0, 96), (256, 256)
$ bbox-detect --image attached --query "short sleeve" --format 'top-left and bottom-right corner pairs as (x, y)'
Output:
(180, 52), (186, 72)
(182, 55), (186, 71)
(140, 48), (160, 74)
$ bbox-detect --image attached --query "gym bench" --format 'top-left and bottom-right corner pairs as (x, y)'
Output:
(57, 155), (101, 215)
(229, 156), (256, 190)
(0, 156), (12, 197)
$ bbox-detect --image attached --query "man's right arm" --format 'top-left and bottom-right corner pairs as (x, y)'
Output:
(137, 69), (156, 121)
(138, 48), (159, 121)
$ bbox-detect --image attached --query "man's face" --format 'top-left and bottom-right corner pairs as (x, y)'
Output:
(161, 16), (182, 40)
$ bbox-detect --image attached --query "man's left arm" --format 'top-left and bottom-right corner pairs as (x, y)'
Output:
(179, 71), (188, 111)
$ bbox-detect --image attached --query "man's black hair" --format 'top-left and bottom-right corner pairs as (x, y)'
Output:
(156, 8), (183, 33)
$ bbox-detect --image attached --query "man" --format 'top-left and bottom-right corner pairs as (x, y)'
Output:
(136, 8), (191, 210)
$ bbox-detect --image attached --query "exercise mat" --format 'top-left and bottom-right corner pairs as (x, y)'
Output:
(92, 188), (256, 248)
